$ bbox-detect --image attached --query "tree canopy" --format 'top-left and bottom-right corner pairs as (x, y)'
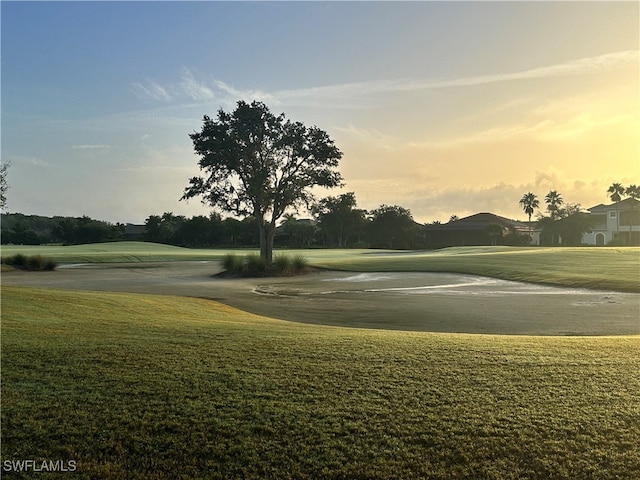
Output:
(519, 192), (539, 221)
(311, 192), (366, 247)
(544, 190), (564, 220)
(1, 161), (10, 210)
(607, 183), (625, 203)
(367, 205), (418, 249)
(182, 101), (343, 263)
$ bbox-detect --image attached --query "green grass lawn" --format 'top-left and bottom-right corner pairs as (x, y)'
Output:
(315, 246), (640, 293)
(0, 241), (216, 264)
(2, 285), (639, 479)
(2, 242), (639, 291)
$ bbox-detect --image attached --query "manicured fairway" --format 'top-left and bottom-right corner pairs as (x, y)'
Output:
(0, 242), (373, 264)
(2, 242), (639, 292)
(2, 286), (639, 479)
(0, 241), (212, 263)
(312, 246), (640, 293)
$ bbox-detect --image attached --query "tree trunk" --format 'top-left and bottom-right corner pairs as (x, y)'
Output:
(258, 220), (275, 265)
(258, 220), (267, 262)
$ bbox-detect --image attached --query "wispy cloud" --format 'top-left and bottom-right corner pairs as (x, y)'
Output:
(132, 50), (637, 109)
(5, 154), (54, 169)
(535, 113), (635, 141)
(272, 50), (638, 103)
(403, 121), (553, 150)
(131, 81), (172, 101)
(332, 124), (398, 144)
(127, 50), (638, 121)
(132, 69), (273, 105)
(71, 144), (110, 150)
(400, 110), (634, 151)
(116, 165), (192, 173)
(179, 69), (216, 101)
(213, 80), (276, 104)
(405, 50), (638, 90)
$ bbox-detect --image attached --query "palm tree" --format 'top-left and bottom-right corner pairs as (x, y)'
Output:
(626, 184), (640, 199)
(281, 213), (297, 225)
(544, 190), (563, 219)
(544, 190), (563, 245)
(607, 182), (625, 236)
(519, 192), (539, 244)
(608, 183), (625, 202)
(625, 185), (640, 244)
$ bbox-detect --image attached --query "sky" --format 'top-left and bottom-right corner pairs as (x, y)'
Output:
(2, 1), (639, 225)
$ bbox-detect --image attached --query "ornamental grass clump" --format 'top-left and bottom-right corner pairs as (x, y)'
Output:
(27, 255), (45, 271)
(221, 253), (309, 277)
(2, 254), (57, 271)
(245, 254), (268, 275)
(273, 255), (292, 275)
(222, 253), (244, 274)
(292, 254), (309, 272)
(3, 253), (27, 268)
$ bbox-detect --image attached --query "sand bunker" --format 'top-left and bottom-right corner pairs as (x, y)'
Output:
(4, 262), (639, 335)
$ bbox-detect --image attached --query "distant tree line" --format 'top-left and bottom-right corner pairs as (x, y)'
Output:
(145, 194), (426, 249)
(141, 196), (424, 250)
(0, 191), (426, 249)
(143, 213), (260, 247)
(5, 186), (630, 248)
(1, 214), (124, 245)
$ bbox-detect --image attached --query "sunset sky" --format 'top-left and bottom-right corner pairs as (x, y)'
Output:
(2, 1), (638, 225)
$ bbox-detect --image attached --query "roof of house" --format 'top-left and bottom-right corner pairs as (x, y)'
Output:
(588, 197), (640, 212)
(426, 212), (528, 231)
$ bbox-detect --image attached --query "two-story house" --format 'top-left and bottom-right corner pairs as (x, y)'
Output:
(581, 198), (640, 245)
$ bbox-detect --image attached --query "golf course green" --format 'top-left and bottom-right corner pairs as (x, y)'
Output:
(2, 243), (639, 478)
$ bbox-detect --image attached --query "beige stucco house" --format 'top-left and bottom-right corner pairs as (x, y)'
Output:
(581, 198), (640, 245)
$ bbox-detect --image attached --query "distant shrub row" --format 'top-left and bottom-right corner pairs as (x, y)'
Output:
(2, 254), (58, 271)
(222, 253), (309, 277)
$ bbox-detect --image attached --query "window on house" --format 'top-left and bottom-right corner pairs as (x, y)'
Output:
(620, 210), (640, 226)
(609, 211), (617, 218)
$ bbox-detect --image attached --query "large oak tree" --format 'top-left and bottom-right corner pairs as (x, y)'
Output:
(311, 192), (366, 247)
(182, 101), (343, 264)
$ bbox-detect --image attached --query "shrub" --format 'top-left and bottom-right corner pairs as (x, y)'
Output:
(273, 255), (292, 274)
(44, 259), (58, 271)
(4, 253), (27, 267)
(608, 238), (628, 246)
(245, 254), (267, 275)
(2, 254), (57, 271)
(222, 254), (244, 274)
(27, 255), (45, 271)
(292, 254), (308, 272)
(220, 253), (308, 277)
